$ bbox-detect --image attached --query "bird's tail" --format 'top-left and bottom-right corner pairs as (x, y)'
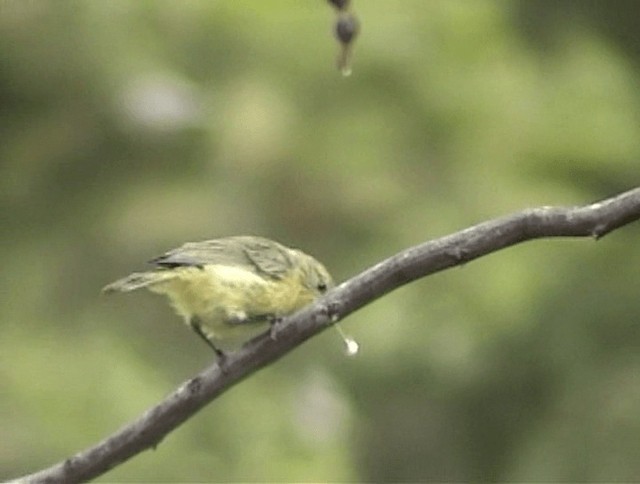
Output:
(102, 271), (174, 293)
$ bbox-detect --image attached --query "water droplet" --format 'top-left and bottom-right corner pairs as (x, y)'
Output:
(337, 48), (352, 77)
(335, 323), (359, 357)
(344, 337), (359, 356)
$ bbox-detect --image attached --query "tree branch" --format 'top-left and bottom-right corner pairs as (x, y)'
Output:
(15, 187), (640, 483)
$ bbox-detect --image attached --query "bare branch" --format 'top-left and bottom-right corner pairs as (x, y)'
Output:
(15, 187), (640, 484)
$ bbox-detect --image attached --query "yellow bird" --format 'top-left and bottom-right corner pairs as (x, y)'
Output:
(103, 236), (337, 358)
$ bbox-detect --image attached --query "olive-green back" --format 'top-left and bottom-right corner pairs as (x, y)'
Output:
(150, 236), (295, 280)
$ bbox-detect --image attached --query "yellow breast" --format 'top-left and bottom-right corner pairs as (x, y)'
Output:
(147, 264), (316, 347)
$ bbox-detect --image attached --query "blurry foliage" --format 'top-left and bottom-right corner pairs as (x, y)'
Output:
(1, 1), (640, 481)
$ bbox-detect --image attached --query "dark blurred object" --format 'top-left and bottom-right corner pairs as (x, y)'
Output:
(325, 0), (359, 75)
(327, 0), (350, 12)
(335, 12), (359, 45)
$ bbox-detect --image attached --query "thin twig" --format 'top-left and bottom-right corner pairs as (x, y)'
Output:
(14, 187), (640, 484)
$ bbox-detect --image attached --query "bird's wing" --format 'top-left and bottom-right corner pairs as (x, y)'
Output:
(149, 236), (293, 280)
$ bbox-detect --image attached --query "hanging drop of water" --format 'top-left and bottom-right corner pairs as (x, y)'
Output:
(335, 323), (359, 356)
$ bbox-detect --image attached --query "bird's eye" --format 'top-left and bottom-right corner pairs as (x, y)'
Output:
(317, 283), (328, 293)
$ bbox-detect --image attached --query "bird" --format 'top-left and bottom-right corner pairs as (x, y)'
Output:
(103, 235), (341, 359)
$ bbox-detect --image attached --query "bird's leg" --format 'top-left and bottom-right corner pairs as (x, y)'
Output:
(268, 315), (283, 340)
(190, 317), (226, 364)
(225, 312), (282, 340)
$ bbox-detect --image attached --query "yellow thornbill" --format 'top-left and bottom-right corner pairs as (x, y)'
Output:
(103, 236), (358, 359)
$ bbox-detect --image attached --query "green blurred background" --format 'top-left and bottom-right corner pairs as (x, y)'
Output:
(2, 1), (640, 481)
